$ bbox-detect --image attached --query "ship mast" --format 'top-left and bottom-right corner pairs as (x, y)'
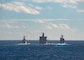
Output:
(23, 36), (26, 40)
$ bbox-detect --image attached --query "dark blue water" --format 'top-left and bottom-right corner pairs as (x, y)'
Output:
(0, 40), (84, 60)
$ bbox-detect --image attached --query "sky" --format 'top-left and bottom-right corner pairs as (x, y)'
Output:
(0, 0), (84, 40)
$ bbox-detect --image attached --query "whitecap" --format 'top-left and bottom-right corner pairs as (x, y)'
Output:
(56, 43), (69, 45)
(17, 43), (31, 45)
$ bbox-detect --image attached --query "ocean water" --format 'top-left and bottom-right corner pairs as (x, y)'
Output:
(0, 40), (84, 60)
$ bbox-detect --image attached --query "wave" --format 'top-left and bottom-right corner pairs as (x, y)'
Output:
(16, 42), (69, 46)
(56, 43), (69, 45)
(17, 43), (31, 45)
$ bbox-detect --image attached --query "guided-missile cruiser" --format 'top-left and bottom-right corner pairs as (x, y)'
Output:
(60, 35), (65, 43)
(39, 33), (47, 44)
(22, 36), (27, 43)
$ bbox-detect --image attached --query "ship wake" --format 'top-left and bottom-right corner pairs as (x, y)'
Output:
(17, 43), (31, 45)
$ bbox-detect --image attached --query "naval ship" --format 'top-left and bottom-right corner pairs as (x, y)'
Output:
(60, 35), (65, 43)
(39, 33), (47, 44)
(22, 36), (27, 44)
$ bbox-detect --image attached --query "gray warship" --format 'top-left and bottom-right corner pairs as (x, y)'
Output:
(22, 36), (27, 43)
(60, 35), (65, 43)
(39, 33), (47, 44)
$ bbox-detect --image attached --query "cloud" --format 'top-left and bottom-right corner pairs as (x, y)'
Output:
(5, 24), (13, 28)
(50, 23), (71, 30)
(0, 18), (70, 23)
(33, 0), (76, 4)
(33, 0), (66, 3)
(35, 20), (45, 23)
(35, 19), (71, 30)
(0, 24), (19, 28)
(33, 0), (84, 9)
(0, 24), (13, 28)
(0, 2), (41, 15)
(77, 0), (84, 2)
(62, 3), (77, 8)
(45, 25), (53, 30)
(45, 23), (58, 30)
(58, 24), (71, 29)
(50, 24), (58, 28)
(0, 23), (26, 29)
(0, 19), (71, 30)
(45, 23), (71, 30)
(14, 0), (84, 3)
(28, 4), (43, 10)
(33, 0), (84, 4)
(77, 9), (84, 13)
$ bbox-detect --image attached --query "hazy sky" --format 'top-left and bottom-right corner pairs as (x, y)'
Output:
(0, 0), (84, 40)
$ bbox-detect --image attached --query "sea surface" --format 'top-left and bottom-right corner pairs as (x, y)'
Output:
(0, 40), (84, 60)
